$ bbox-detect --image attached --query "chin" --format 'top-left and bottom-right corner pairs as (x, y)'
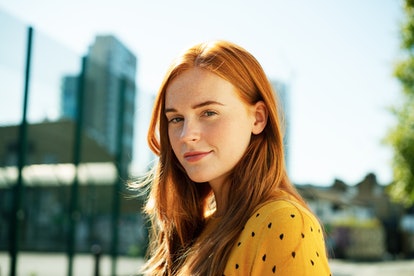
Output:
(186, 174), (211, 184)
(189, 177), (209, 184)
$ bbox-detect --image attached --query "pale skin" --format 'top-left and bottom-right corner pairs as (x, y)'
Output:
(165, 67), (268, 217)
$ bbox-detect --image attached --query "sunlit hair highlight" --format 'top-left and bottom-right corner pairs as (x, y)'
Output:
(140, 40), (308, 275)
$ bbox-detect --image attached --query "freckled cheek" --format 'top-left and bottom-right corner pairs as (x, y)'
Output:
(211, 121), (234, 137)
(168, 125), (181, 139)
(168, 129), (181, 154)
(203, 124), (220, 141)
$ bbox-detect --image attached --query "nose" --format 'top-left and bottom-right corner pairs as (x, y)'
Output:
(180, 119), (200, 142)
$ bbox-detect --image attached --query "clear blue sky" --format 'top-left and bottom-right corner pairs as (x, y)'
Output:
(0, 0), (404, 186)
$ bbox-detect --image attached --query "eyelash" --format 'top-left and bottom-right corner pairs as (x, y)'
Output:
(203, 110), (217, 117)
(167, 110), (218, 124)
(167, 117), (183, 124)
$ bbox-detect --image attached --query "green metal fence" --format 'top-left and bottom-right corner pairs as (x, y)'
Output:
(0, 10), (147, 276)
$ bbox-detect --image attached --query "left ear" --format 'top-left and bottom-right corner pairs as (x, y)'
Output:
(251, 101), (268, 135)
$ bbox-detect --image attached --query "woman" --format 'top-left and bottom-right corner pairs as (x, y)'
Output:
(136, 40), (331, 275)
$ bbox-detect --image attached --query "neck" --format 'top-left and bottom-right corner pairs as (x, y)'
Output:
(209, 180), (230, 218)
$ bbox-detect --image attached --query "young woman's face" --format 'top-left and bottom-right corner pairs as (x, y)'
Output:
(165, 68), (259, 189)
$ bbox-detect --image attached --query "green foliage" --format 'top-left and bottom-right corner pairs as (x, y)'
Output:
(394, 58), (414, 92)
(401, 1), (414, 50)
(385, 100), (414, 206)
(386, 0), (414, 206)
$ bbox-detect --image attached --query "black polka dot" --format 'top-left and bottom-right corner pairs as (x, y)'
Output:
(256, 213), (260, 217)
(301, 233), (305, 238)
(279, 233), (284, 240)
(268, 222), (272, 229)
(237, 242), (241, 247)
(272, 265), (276, 273)
(310, 227), (313, 232)
(290, 214), (295, 218)
(251, 232), (255, 237)
(262, 254), (266, 261)
(235, 264), (239, 269)
(310, 260), (314, 266)
(316, 251), (319, 257)
(291, 251), (296, 258)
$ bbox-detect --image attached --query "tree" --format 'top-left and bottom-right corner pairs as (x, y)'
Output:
(385, 0), (414, 206)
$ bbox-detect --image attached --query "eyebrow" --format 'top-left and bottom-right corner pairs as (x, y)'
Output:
(165, 100), (224, 114)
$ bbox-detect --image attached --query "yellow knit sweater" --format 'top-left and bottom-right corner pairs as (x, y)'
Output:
(222, 200), (332, 275)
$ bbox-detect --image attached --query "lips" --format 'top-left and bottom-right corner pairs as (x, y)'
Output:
(183, 151), (211, 162)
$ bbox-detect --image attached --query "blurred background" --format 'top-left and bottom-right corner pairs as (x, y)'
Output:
(1, 0), (414, 275)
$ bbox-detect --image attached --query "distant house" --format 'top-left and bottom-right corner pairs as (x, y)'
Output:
(297, 173), (413, 259)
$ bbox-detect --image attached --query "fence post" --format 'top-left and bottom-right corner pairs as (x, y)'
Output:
(67, 56), (86, 276)
(92, 244), (102, 276)
(9, 25), (33, 276)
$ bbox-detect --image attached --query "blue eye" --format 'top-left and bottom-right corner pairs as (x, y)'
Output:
(168, 117), (183, 124)
(204, 110), (217, 117)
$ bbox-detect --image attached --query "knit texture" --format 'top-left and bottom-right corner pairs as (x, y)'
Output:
(222, 200), (332, 275)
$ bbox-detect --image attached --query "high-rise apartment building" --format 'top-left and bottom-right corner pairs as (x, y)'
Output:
(61, 75), (79, 120)
(61, 35), (137, 168)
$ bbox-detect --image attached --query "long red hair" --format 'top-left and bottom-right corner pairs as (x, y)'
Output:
(139, 40), (308, 275)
